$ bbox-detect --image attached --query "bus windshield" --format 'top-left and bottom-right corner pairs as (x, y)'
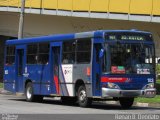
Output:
(106, 43), (155, 74)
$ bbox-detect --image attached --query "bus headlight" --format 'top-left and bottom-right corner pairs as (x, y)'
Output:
(107, 82), (120, 89)
(143, 83), (154, 89)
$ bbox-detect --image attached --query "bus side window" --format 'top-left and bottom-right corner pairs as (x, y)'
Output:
(5, 46), (15, 66)
(27, 44), (38, 64)
(76, 39), (91, 64)
(38, 43), (49, 64)
(62, 40), (75, 64)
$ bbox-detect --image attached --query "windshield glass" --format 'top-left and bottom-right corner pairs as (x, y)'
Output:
(105, 43), (155, 74)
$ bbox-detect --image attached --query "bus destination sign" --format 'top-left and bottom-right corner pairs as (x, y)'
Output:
(121, 35), (145, 40)
(105, 32), (153, 41)
(108, 35), (145, 41)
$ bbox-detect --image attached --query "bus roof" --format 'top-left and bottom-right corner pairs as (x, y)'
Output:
(6, 30), (152, 45)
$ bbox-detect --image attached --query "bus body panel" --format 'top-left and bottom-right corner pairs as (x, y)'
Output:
(24, 65), (52, 95)
(3, 30), (156, 100)
(101, 74), (155, 90)
(4, 65), (16, 92)
(73, 64), (92, 97)
(101, 74), (156, 98)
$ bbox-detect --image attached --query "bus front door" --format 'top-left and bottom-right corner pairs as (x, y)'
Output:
(92, 43), (102, 96)
(16, 47), (25, 92)
(51, 43), (61, 95)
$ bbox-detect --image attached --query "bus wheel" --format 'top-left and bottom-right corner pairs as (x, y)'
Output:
(25, 82), (43, 102)
(119, 97), (134, 109)
(77, 85), (92, 107)
(25, 82), (34, 102)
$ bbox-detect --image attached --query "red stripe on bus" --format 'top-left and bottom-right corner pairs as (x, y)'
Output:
(54, 75), (59, 94)
(101, 77), (127, 83)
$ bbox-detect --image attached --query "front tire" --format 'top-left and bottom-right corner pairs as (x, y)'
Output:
(25, 82), (43, 102)
(119, 97), (134, 109)
(77, 85), (92, 107)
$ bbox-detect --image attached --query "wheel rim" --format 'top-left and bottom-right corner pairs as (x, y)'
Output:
(79, 90), (86, 103)
(27, 86), (32, 99)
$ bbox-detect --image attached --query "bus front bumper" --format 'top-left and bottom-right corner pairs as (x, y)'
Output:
(102, 88), (156, 98)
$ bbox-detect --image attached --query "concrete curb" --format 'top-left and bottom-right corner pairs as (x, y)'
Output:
(135, 102), (149, 107)
(0, 88), (12, 95)
(135, 102), (160, 108)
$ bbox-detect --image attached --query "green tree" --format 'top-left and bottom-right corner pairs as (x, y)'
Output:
(156, 64), (160, 79)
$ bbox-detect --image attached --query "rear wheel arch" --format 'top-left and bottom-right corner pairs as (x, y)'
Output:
(25, 80), (43, 102)
(77, 85), (92, 107)
(75, 79), (85, 95)
(75, 79), (92, 107)
(25, 79), (32, 88)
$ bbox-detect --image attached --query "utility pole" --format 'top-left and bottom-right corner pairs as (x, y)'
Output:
(18, 0), (25, 39)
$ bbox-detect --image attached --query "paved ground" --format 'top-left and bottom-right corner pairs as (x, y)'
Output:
(0, 94), (160, 115)
(0, 94), (160, 120)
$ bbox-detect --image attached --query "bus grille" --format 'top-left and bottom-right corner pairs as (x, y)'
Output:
(119, 83), (143, 90)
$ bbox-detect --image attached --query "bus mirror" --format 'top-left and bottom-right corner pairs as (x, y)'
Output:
(99, 49), (104, 58)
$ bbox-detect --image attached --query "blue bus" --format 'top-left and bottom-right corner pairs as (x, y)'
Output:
(3, 30), (156, 108)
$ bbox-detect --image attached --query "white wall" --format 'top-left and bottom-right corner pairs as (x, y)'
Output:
(0, 12), (160, 56)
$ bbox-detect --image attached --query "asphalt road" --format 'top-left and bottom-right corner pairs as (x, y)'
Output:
(0, 94), (160, 120)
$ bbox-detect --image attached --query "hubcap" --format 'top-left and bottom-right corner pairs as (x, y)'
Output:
(27, 86), (32, 99)
(79, 90), (86, 103)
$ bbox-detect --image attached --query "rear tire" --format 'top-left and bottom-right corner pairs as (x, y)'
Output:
(77, 85), (92, 107)
(25, 82), (43, 102)
(119, 97), (134, 109)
